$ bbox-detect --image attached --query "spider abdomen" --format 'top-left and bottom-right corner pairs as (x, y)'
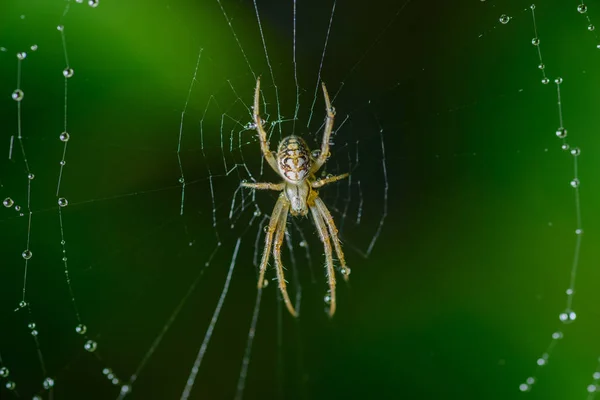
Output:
(277, 135), (311, 183)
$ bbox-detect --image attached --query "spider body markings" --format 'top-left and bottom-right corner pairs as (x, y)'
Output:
(241, 77), (350, 317)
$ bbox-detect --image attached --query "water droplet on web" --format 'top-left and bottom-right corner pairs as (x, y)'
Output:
(88, 0), (99, 7)
(16, 52), (26, 60)
(75, 324), (87, 334)
(262, 279), (269, 288)
(61, 240), (66, 245)
(43, 377), (54, 389)
(299, 240), (307, 247)
(541, 78), (549, 84)
(530, 4), (536, 10)
(576, 228), (583, 235)
(555, 77), (563, 84)
(14, 205), (21, 212)
(263, 226), (269, 233)
(589, 24), (595, 31)
(324, 291), (332, 304)
(102, 368), (112, 375)
(578, 4), (588, 13)
(3, 197), (14, 207)
(588, 384), (598, 393)
(60, 131), (70, 142)
(5, 381), (15, 390)
(0, 367), (9, 377)
(120, 384), (132, 394)
(499, 14), (510, 24)
(566, 288), (574, 295)
(532, 37), (540, 46)
(341, 267), (351, 276)
(63, 68), (74, 78)
(28, 173), (35, 180)
(31, 329), (38, 336)
(253, 209), (261, 217)
(84, 340), (97, 352)
(538, 63), (545, 70)
(60, 160), (66, 166)
(19, 301), (26, 308)
(57, 25), (64, 31)
(12, 89), (24, 101)
(240, 179), (248, 184)
(559, 309), (577, 323)
(58, 197), (69, 207)
(571, 147), (581, 156)
(570, 179), (580, 188)
(536, 352), (549, 366)
(28, 322), (36, 329)
(111, 377), (120, 385)
(594, 371), (600, 379)
(555, 127), (567, 138)
(311, 149), (321, 158)
(22, 250), (32, 259)
(561, 143), (570, 151)
(178, 176), (185, 183)
(552, 331), (563, 339)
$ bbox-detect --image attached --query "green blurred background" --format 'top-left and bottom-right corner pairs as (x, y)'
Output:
(2, 0), (600, 399)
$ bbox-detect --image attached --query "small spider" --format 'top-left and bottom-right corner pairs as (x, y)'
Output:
(241, 77), (350, 317)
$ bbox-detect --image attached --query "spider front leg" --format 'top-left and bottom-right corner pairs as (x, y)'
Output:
(257, 194), (288, 289)
(311, 82), (336, 173)
(241, 181), (285, 191)
(314, 197), (350, 281)
(253, 77), (279, 174)
(310, 204), (337, 317)
(272, 202), (297, 317)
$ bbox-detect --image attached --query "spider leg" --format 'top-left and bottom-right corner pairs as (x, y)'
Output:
(241, 181), (285, 191)
(310, 82), (336, 174)
(258, 194), (288, 289)
(272, 202), (297, 317)
(253, 77), (279, 174)
(311, 173), (349, 189)
(314, 197), (350, 281)
(310, 204), (337, 317)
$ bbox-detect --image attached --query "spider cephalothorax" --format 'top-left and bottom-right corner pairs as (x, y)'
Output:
(241, 77), (350, 317)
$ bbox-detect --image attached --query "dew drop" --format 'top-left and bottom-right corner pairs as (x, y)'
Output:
(12, 89), (24, 101)
(16, 52), (27, 60)
(588, 384), (597, 393)
(566, 288), (574, 295)
(63, 67), (74, 78)
(561, 143), (570, 151)
(59, 131), (70, 142)
(120, 384), (132, 394)
(555, 127), (567, 138)
(541, 77), (549, 84)
(311, 150), (321, 158)
(527, 377), (535, 385)
(59, 160), (66, 165)
(0, 367), (9, 377)
(31, 329), (38, 336)
(570, 179), (580, 188)
(43, 377), (54, 389)
(324, 292), (332, 304)
(594, 371), (600, 379)
(519, 383), (530, 392)
(112, 377), (120, 385)
(102, 368), (112, 375)
(499, 14), (510, 24)
(178, 176), (185, 184)
(559, 309), (577, 323)
(3, 197), (14, 208)
(28, 172), (35, 180)
(262, 279), (269, 288)
(28, 322), (36, 329)
(58, 197), (69, 207)
(263, 226), (269, 233)
(5, 381), (15, 390)
(576, 228), (583, 235)
(75, 324), (87, 334)
(531, 37), (540, 46)
(571, 147), (581, 156)
(578, 4), (588, 13)
(299, 240), (307, 247)
(253, 209), (261, 217)
(19, 301), (26, 308)
(555, 77), (563, 84)
(552, 331), (563, 339)
(530, 4), (535, 10)
(536, 353), (549, 366)
(589, 24), (596, 31)
(538, 63), (545, 70)
(14, 205), (21, 211)
(88, 0), (99, 7)
(57, 25), (64, 31)
(22, 250), (32, 260)
(84, 340), (97, 352)
(61, 240), (66, 245)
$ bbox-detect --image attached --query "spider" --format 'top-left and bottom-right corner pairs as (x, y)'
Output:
(241, 77), (350, 317)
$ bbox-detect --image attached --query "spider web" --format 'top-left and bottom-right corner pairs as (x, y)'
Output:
(1, 0), (600, 399)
